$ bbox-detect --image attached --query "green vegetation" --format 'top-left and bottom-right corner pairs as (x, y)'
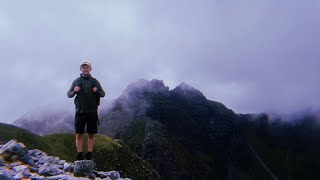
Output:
(0, 122), (52, 152)
(0, 123), (158, 180)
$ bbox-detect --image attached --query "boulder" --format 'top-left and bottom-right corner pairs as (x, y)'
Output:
(38, 162), (64, 176)
(73, 160), (96, 179)
(38, 155), (59, 164)
(0, 140), (35, 166)
(63, 162), (74, 172)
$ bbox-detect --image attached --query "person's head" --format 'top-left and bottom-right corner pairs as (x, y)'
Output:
(80, 61), (92, 75)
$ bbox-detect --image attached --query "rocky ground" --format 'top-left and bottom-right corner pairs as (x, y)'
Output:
(0, 139), (131, 180)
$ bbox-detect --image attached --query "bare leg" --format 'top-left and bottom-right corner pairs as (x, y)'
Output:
(87, 133), (95, 152)
(76, 133), (83, 152)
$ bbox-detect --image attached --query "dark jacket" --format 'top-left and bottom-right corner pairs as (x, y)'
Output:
(67, 73), (105, 113)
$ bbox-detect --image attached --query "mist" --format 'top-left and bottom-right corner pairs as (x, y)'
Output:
(1, 0), (320, 123)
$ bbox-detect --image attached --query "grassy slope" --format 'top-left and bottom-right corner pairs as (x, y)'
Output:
(0, 122), (53, 153)
(0, 123), (158, 180)
(43, 133), (158, 179)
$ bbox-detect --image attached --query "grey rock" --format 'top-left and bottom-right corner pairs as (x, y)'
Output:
(46, 174), (91, 180)
(30, 166), (38, 172)
(29, 173), (46, 180)
(53, 156), (60, 164)
(0, 140), (29, 161)
(63, 162), (74, 172)
(11, 165), (31, 178)
(27, 158), (36, 167)
(28, 149), (43, 157)
(95, 170), (110, 178)
(9, 162), (22, 168)
(30, 155), (40, 162)
(109, 171), (120, 180)
(12, 165), (28, 173)
(0, 168), (15, 180)
(46, 174), (69, 180)
(36, 154), (44, 159)
(13, 172), (23, 179)
(57, 164), (64, 169)
(1, 140), (132, 180)
(94, 170), (125, 180)
(38, 156), (59, 164)
(23, 170), (32, 178)
(101, 177), (112, 180)
(38, 162), (64, 176)
(58, 160), (66, 165)
(73, 160), (95, 178)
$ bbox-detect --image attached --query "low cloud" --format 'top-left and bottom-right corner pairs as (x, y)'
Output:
(0, 0), (319, 123)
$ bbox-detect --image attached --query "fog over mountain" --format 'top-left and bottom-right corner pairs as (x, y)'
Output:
(1, 0), (320, 123)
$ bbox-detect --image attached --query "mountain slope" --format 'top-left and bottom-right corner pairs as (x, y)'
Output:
(237, 113), (320, 180)
(42, 133), (158, 179)
(98, 79), (241, 179)
(9, 78), (320, 179)
(0, 123), (158, 180)
(0, 122), (52, 152)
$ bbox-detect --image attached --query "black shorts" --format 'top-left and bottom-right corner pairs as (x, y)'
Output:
(74, 111), (99, 134)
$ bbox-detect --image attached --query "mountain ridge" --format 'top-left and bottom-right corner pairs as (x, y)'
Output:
(9, 78), (320, 179)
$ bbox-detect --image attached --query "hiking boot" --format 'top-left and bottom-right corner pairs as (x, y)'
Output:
(85, 151), (92, 160)
(76, 152), (84, 160)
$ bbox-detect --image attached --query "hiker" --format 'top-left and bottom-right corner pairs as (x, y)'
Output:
(67, 61), (105, 160)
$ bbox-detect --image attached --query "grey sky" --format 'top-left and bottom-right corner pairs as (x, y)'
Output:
(1, 0), (320, 123)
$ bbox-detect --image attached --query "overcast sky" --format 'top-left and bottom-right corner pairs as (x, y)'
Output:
(1, 0), (320, 123)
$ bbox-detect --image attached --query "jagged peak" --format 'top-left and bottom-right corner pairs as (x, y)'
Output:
(172, 82), (206, 99)
(176, 82), (196, 90)
(121, 78), (169, 97)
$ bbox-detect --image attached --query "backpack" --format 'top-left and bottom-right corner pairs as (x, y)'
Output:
(77, 77), (101, 106)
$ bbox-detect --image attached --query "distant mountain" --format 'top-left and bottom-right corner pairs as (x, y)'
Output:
(9, 78), (320, 179)
(12, 99), (112, 136)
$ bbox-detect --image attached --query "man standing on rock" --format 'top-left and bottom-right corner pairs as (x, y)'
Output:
(67, 61), (105, 160)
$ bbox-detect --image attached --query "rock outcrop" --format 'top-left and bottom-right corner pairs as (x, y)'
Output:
(0, 139), (131, 180)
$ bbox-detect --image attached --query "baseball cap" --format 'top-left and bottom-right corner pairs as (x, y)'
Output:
(80, 61), (91, 68)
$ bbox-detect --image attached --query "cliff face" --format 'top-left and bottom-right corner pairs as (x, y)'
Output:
(100, 79), (240, 179)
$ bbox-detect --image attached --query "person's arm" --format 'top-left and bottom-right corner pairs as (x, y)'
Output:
(67, 79), (77, 98)
(94, 80), (105, 97)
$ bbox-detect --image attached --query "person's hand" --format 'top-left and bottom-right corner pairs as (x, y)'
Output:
(74, 86), (81, 92)
(93, 87), (98, 93)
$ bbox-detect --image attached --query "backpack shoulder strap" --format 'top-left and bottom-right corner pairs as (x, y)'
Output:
(91, 77), (100, 106)
(76, 77), (82, 87)
(91, 77), (97, 85)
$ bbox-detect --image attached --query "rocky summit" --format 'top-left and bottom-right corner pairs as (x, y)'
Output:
(0, 139), (131, 180)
